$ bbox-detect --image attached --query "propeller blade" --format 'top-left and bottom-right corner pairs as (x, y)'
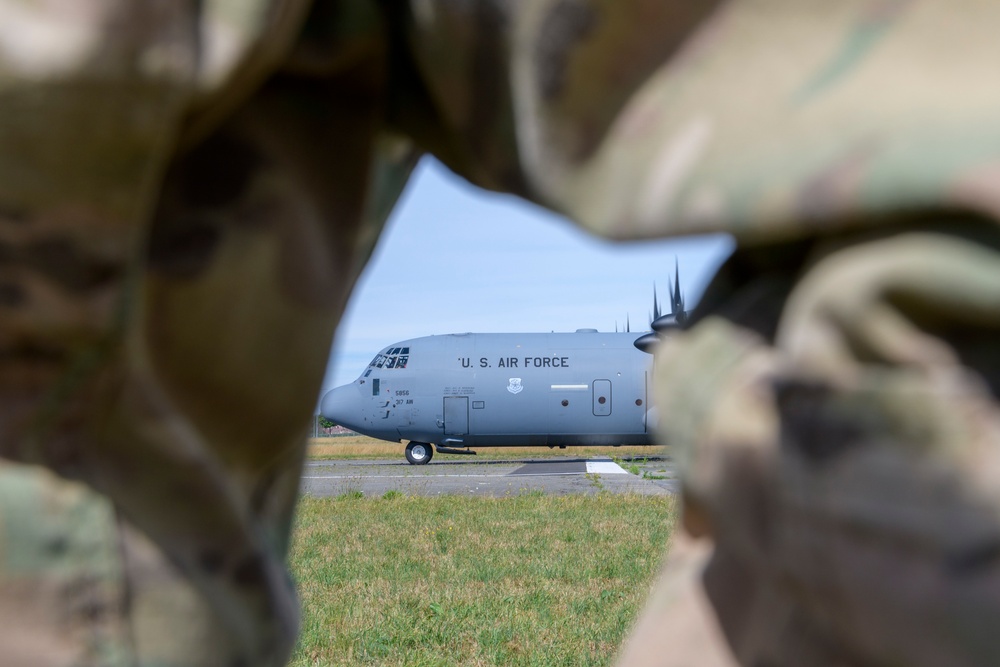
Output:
(670, 258), (686, 324)
(637, 261), (689, 350)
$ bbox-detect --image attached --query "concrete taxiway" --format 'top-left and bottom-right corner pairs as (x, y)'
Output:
(301, 456), (678, 498)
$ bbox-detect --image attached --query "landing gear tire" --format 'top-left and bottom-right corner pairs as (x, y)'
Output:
(405, 442), (433, 465)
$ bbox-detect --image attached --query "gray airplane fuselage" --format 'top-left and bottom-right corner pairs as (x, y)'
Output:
(321, 331), (655, 454)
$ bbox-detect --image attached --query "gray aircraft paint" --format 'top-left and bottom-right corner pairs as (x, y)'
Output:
(321, 330), (656, 462)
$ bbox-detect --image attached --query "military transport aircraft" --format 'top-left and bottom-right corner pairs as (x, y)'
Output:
(320, 272), (687, 464)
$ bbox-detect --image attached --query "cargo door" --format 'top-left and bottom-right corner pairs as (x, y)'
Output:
(593, 379), (612, 416)
(444, 396), (469, 435)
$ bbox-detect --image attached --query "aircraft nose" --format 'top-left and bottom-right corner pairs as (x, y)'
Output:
(320, 384), (364, 431)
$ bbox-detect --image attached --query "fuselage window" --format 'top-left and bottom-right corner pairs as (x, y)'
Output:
(372, 378), (380, 396)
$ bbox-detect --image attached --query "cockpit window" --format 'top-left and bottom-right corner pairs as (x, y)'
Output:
(369, 347), (410, 370)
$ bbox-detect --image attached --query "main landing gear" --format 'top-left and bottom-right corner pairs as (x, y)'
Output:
(405, 441), (433, 465)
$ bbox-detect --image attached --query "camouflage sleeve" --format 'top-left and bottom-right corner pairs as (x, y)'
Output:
(0, 1), (420, 665)
(622, 225), (1000, 666)
(392, 0), (1000, 242)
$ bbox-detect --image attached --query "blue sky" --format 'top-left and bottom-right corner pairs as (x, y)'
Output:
(321, 157), (734, 393)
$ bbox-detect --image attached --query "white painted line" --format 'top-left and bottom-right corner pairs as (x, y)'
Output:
(586, 461), (628, 475)
(550, 384), (589, 391)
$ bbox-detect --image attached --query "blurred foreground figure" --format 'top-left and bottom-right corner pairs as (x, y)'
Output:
(2, 1), (1000, 665)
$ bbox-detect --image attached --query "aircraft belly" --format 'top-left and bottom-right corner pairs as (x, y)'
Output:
(462, 433), (652, 447)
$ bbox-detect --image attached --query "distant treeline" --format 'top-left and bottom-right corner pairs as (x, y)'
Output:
(312, 417), (357, 438)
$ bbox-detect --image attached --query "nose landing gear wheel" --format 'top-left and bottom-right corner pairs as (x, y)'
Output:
(405, 442), (433, 465)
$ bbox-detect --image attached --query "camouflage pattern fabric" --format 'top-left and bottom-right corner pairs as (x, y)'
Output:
(0, 461), (127, 666)
(1, 1), (402, 664)
(397, 0), (1000, 242)
(618, 224), (1000, 665)
(3, 0), (1000, 665)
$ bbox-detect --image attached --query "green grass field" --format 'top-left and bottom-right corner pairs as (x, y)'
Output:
(289, 492), (676, 666)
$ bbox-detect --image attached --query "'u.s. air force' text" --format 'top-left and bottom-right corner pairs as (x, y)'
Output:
(460, 357), (570, 368)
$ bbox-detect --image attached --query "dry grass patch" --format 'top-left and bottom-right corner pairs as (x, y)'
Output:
(290, 493), (676, 666)
(308, 436), (663, 462)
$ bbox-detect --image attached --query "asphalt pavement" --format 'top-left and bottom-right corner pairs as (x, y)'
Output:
(301, 455), (678, 498)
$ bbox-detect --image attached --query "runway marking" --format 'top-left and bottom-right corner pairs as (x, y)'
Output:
(586, 461), (628, 475)
(509, 460), (629, 477)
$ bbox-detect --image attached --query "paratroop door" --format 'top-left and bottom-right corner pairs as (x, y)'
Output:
(444, 396), (469, 435)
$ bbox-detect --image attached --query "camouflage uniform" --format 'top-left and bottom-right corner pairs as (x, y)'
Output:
(1, 2), (399, 664)
(3, 1), (1000, 665)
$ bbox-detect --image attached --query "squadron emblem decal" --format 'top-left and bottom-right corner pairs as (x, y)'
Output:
(507, 378), (523, 395)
